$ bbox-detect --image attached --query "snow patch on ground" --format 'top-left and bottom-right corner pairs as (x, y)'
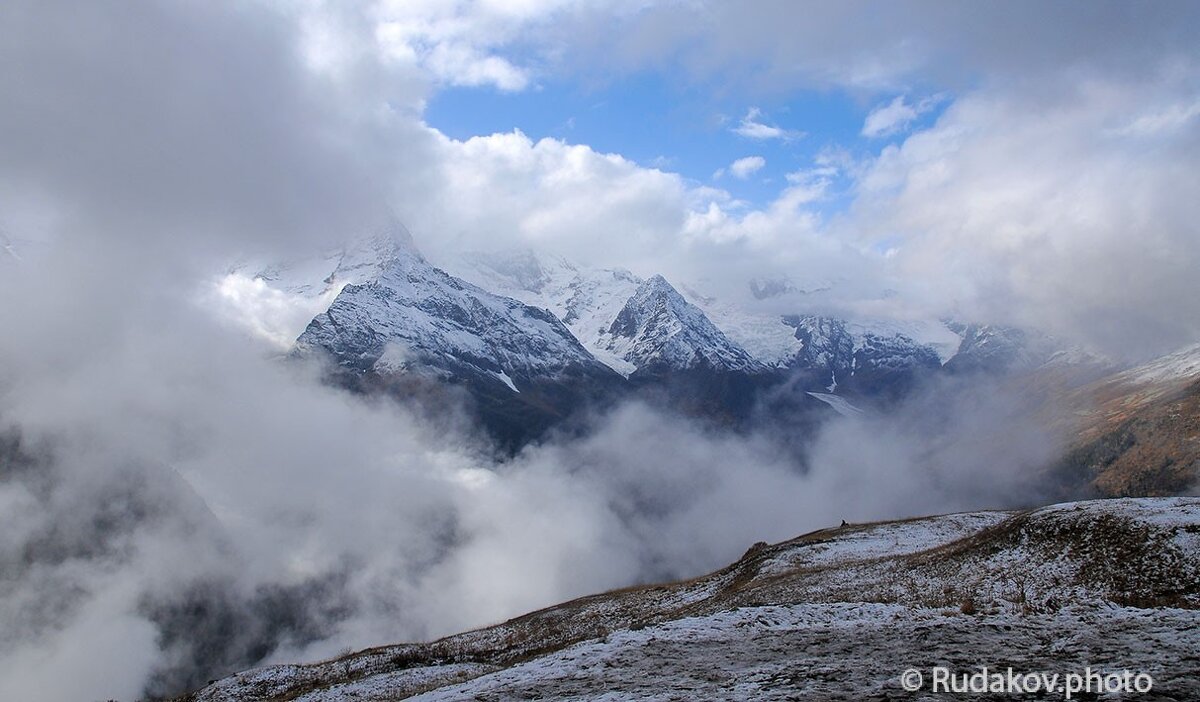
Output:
(491, 369), (519, 393)
(805, 392), (863, 417)
(408, 604), (1200, 702)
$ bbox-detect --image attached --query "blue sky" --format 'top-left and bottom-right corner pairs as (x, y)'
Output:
(425, 70), (948, 215)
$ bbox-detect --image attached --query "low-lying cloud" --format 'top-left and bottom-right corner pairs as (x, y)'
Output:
(0, 239), (1066, 699)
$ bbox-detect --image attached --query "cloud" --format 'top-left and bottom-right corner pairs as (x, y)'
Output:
(848, 70), (1200, 359)
(728, 155), (766, 179)
(377, 18), (531, 91)
(732, 107), (802, 141)
(370, 0), (624, 92)
(0, 0), (431, 262)
(541, 2), (1198, 93)
(399, 128), (881, 310)
(1112, 98), (1200, 137)
(410, 129), (697, 273)
(861, 94), (941, 138)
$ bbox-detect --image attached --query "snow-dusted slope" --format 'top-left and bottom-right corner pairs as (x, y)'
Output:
(182, 497), (1200, 702)
(1047, 341), (1200, 496)
(1061, 340), (1200, 429)
(940, 322), (1112, 375)
(1118, 342), (1200, 386)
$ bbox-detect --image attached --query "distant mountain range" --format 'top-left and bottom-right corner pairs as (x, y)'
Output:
(227, 220), (1130, 450)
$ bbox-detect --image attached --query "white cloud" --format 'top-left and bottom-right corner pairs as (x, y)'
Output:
(538, 3), (1198, 95)
(401, 128), (879, 308)
(1112, 98), (1200, 136)
(372, 0), (568, 91)
(411, 129), (697, 273)
(728, 155), (766, 179)
(732, 107), (802, 141)
(864, 94), (936, 138)
(850, 72), (1200, 358)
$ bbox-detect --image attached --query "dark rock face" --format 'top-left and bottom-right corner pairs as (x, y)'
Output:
(784, 315), (855, 386)
(851, 332), (943, 400)
(781, 315), (942, 399)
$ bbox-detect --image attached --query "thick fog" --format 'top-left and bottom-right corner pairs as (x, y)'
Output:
(0, 245), (1063, 698)
(1, 1), (1195, 699)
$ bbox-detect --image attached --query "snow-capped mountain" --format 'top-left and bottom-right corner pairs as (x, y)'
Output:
(252, 223), (420, 298)
(942, 322), (1039, 373)
(295, 240), (610, 386)
(446, 250), (765, 377)
(442, 250), (811, 428)
(782, 315), (854, 390)
(445, 249), (953, 390)
(232, 222), (624, 448)
(220, 230), (1132, 450)
(443, 249), (643, 374)
(604, 275), (764, 376)
(941, 322), (1115, 391)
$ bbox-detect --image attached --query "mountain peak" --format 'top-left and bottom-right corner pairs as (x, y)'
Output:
(608, 275), (687, 339)
(606, 274), (762, 374)
(331, 216), (422, 281)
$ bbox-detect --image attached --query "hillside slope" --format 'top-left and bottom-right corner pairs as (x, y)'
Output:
(1049, 344), (1200, 496)
(178, 497), (1200, 702)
